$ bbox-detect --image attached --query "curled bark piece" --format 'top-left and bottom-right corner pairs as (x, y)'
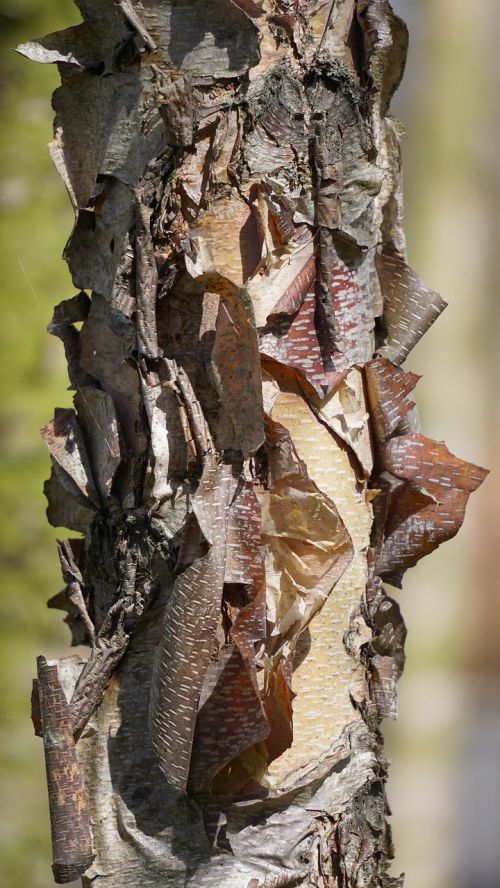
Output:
(171, 272), (265, 457)
(135, 194), (160, 358)
(315, 367), (373, 478)
(36, 656), (93, 883)
(262, 416), (354, 648)
(189, 642), (269, 796)
(44, 466), (96, 535)
(265, 389), (372, 785)
(384, 435), (487, 497)
(260, 286), (340, 397)
(48, 290), (90, 332)
(365, 356), (420, 443)
(16, 15), (131, 74)
(224, 479), (264, 587)
(79, 294), (146, 457)
(189, 481), (268, 794)
(357, 0), (409, 116)
(41, 408), (99, 506)
(150, 457), (238, 791)
(70, 632), (130, 736)
(74, 387), (122, 502)
(211, 286), (265, 457)
(376, 247), (447, 365)
(246, 237), (315, 327)
(56, 539), (95, 645)
(47, 291), (92, 390)
(266, 253), (316, 322)
(150, 369), (239, 791)
(51, 64), (165, 210)
(65, 177), (135, 301)
(376, 436), (488, 587)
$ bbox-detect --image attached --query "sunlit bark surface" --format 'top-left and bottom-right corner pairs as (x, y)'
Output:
(20, 2), (486, 886)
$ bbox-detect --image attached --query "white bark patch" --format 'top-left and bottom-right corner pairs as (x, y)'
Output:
(266, 389), (372, 785)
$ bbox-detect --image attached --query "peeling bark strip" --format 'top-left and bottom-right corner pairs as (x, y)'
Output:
(36, 657), (93, 883)
(21, 0), (487, 885)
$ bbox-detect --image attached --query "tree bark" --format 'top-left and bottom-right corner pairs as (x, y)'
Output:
(20, 2), (486, 886)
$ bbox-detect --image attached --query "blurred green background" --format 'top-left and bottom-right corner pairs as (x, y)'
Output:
(0, 2), (77, 886)
(0, 2), (498, 887)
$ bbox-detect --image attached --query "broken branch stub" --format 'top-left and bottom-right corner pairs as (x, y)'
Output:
(24, 0), (486, 885)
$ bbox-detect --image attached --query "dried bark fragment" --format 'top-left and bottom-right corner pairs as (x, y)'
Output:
(260, 296), (335, 396)
(364, 565), (407, 723)
(365, 356), (420, 443)
(79, 294), (146, 457)
(265, 390), (371, 785)
(51, 69), (164, 210)
(36, 656), (93, 883)
(315, 367), (373, 478)
(41, 408), (99, 506)
(267, 253), (316, 322)
(384, 434), (487, 496)
(207, 281), (264, 457)
(376, 247), (447, 365)
(47, 291), (93, 390)
(189, 643), (269, 795)
(376, 436), (488, 587)
(16, 17), (131, 73)
(65, 177), (135, 302)
(149, 370), (244, 791)
(74, 387), (122, 502)
(44, 467), (96, 535)
(262, 416), (353, 650)
(246, 237), (315, 327)
(54, 539), (95, 646)
(357, 0), (409, 116)
(150, 455), (238, 791)
(135, 194), (160, 358)
(71, 632), (130, 736)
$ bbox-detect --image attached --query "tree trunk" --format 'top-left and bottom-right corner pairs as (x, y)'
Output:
(20, 2), (486, 886)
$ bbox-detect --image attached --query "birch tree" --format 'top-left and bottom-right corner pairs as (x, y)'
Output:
(19, 1), (486, 885)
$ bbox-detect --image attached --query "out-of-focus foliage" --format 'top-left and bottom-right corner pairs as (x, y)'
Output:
(0, 2), (77, 886)
(388, 3), (497, 888)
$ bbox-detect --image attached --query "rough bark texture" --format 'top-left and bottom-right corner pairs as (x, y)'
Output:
(20, 1), (486, 886)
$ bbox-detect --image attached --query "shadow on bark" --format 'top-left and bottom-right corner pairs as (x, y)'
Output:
(108, 607), (213, 883)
